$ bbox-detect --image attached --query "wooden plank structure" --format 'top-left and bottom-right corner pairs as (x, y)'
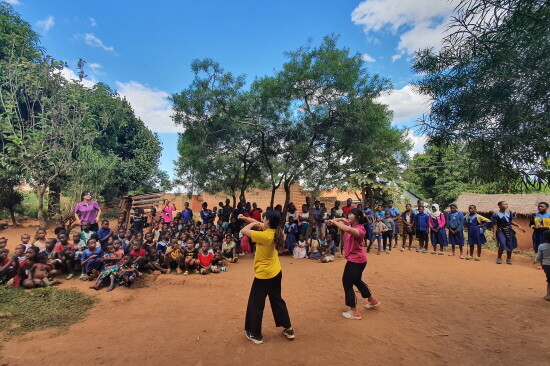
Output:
(118, 192), (165, 229)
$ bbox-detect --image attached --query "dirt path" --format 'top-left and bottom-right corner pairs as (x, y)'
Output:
(1, 245), (549, 366)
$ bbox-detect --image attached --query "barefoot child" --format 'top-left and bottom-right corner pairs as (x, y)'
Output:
(293, 233), (308, 259)
(413, 206), (430, 253)
(80, 239), (103, 280)
(198, 242), (220, 275)
(164, 238), (183, 274)
(222, 234), (238, 263)
(534, 230), (550, 301)
(29, 253), (62, 287)
(447, 204), (465, 258)
(183, 239), (199, 275)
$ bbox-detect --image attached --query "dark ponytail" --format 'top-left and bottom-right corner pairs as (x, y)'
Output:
(265, 210), (285, 251)
(349, 208), (366, 225)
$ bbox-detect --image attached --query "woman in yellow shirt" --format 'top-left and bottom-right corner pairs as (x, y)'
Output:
(239, 210), (294, 344)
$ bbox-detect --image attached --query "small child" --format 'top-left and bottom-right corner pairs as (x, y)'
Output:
(293, 233), (308, 259)
(309, 233), (321, 260)
(447, 203), (465, 258)
(183, 239), (198, 275)
(198, 242), (220, 275)
(0, 237), (8, 254)
(222, 234), (238, 263)
(144, 247), (166, 273)
(382, 212), (395, 254)
(80, 221), (96, 245)
(371, 216), (385, 255)
(401, 203), (415, 251)
(164, 238), (183, 274)
(319, 237), (334, 263)
(0, 249), (16, 283)
(29, 253), (62, 287)
(156, 234), (170, 254)
(80, 239), (103, 280)
(413, 206), (430, 253)
(34, 228), (47, 249)
(97, 219), (111, 249)
(20, 234), (32, 251)
(284, 217), (299, 254)
(534, 230), (550, 301)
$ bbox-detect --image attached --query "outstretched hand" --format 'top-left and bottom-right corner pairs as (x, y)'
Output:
(237, 214), (245, 220)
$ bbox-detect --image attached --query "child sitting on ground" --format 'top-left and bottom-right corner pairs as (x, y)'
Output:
(29, 253), (62, 287)
(0, 249), (16, 283)
(198, 241), (220, 275)
(183, 239), (198, 275)
(293, 233), (308, 259)
(144, 247), (166, 273)
(80, 239), (103, 280)
(165, 238), (183, 274)
(309, 233), (321, 260)
(222, 234), (238, 263)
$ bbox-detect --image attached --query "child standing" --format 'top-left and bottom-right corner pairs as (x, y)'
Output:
(401, 204), (415, 251)
(464, 205), (491, 260)
(492, 201), (525, 265)
(371, 216), (385, 255)
(447, 204), (465, 258)
(429, 204), (448, 255)
(382, 212), (395, 254)
(534, 230), (550, 301)
(284, 217), (299, 255)
(413, 206), (430, 253)
(97, 219), (111, 249)
(80, 222), (96, 245)
(531, 202), (550, 253)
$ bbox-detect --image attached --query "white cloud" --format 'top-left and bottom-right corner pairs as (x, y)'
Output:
(36, 16), (55, 34)
(405, 129), (428, 156)
(376, 84), (432, 124)
(5, 0), (21, 5)
(115, 81), (183, 133)
(351, 0), (455, 55)
(58, 67), (96, 89)
(361, 53), (376, 62)
(83, 33), (114, 52)
(391, 53), (402, 62)
(89, 63), (102, 72)
(89, 17), (97, 26)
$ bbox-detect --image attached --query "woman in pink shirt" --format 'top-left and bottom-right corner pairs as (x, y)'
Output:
(327, 208), (380, 320)
(160, 199), (176, 224)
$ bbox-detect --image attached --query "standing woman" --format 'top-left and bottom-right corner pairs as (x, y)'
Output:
(492, 201), (525, 265)
(327, 208), (380, 320)
(160, 199), (176, 224)
(530, 202), (550, 253)
(239, 211), (294, 345)
(74, 191), (101, 232)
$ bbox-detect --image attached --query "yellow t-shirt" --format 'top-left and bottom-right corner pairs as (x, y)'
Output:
(251, 229), (281, 279)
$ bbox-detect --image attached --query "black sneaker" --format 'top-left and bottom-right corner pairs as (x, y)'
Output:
(283, 328), (295, 340)
(245, 330), (263, 344)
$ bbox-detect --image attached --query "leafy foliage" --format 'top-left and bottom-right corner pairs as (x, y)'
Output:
(413, 0), (550, 189)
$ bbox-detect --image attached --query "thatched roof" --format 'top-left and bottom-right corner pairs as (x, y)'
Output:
(454, 193), (550, 216)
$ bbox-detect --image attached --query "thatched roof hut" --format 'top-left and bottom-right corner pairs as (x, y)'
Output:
(454, 193), (550, 217)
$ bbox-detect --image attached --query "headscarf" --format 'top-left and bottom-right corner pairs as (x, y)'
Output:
(430, 203), (441, 218)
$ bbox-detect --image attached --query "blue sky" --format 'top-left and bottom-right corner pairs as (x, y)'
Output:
(6, 0), (457, 178)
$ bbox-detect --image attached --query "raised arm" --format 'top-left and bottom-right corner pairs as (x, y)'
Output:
(327, 219), (361, 238)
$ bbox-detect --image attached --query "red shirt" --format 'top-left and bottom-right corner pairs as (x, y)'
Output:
(130, 248), (147, 258)
(198, 251), (214, 267)
(251, 209), (262, 222)
(342, 205), (355, 215)
(54, 243), (76, 253)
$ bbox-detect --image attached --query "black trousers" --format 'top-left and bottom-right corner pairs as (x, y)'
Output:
(245, 271), (291, 336)
(342, 261), (372, 307)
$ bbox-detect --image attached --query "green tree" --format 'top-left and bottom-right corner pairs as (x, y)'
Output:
(171, 59), (264, 206)
(413, 0), (550, 190)
(0, 2), (41, 61)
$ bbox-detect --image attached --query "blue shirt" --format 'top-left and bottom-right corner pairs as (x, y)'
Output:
(181, 208), (193, 224)
(97, 228), (111, 241)
(386, 207), (400, 218)
(200, 209), (213, 225)
(447, 211), (464, 231)
(414, 212), (429, 231)
(374, 211), (385, 219)
(156, 241), (168, 254)
(81, 248), (103, 263)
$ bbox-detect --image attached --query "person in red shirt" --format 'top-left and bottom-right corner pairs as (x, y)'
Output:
(251, 202), (263, 222)
(198, 241), (220, 275)
(54, 233), (77, 279)
(129, 240), (147, 271)
(342, 198), (356, 216)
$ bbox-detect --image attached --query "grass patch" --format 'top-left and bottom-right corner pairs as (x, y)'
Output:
(0, 287), (97, 336)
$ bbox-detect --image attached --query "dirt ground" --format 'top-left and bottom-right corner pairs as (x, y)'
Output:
(1, 226), (549, 366)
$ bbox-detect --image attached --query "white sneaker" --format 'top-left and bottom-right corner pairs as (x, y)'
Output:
(66, 273), (74, 280)
(342, 310), (362, 320)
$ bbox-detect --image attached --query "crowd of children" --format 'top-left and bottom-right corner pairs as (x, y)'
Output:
(0, 198), (548, 299)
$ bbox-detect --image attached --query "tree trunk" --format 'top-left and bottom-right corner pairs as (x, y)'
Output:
(280, 180), (292, 227)
(36, 187), (46, 227)
(231, 194), (237, 209)
(239, 188), (246, 204)
(9, 208), (16, 226)
(47, 181), (61, 223)
(269, 185), (277, 209)
(305, 192), (317, 239)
